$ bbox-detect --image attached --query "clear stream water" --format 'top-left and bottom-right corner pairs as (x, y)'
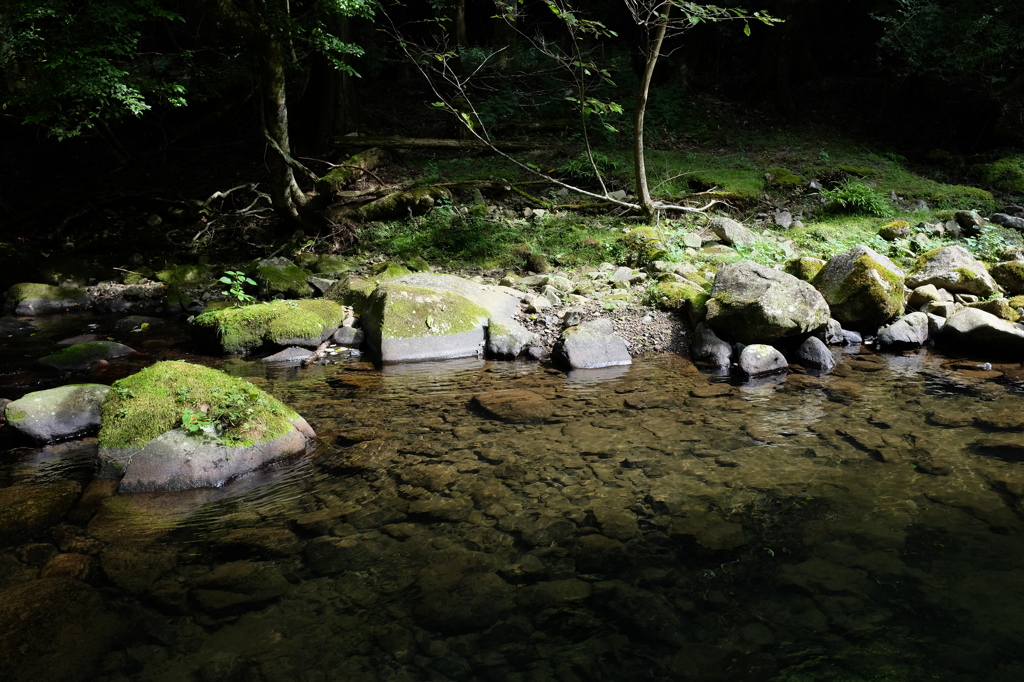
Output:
(2, 315), (1024, 682)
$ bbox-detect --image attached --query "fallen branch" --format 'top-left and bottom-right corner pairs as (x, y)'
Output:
(302, 338), (333, 368)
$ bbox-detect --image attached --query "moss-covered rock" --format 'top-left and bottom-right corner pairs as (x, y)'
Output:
(622, 226), (668, 267)
(5, 282), (88, 315)
(155, 263), (213, 286)
(991, 261), (1024, 296)
(908, 245), (1000, 297)
(984, 156), (1024, 193)
(192, 299), (344, 354)
(38, 341), (136, 371)
(878, 220), (911, 241)
(323, 264), (412, 314)
(813, 245), (906, 331)
(644, 280), (709, 325)
(968, 298), (1021, 322)
(783, 257), (826, 282)
(97, 361), (313, 491)
(253, 257), (313, 298)
(98, 361), (299, 452)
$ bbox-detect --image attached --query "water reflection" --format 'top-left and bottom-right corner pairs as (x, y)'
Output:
(2, 347), (1024, 681)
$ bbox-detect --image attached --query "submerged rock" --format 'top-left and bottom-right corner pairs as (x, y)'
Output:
(0, 481), (81, 546)
(4, 384), (110, 442)
(97, 361), (315, 492)
(39, 341), (136, 371)
(472, 389), (554, 423)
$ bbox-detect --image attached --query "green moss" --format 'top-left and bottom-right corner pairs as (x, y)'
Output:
(98, 361), (298, 449)
(622, 226), (668, 267)
(7, 409), (26, 423)
(836, 164), (873, 177)
(372, 262), (413, 279)
(8, 282), (85, 301)
(764, 167), (803, 189)
(310, 254), (355, 277)
(155, 264), (212, 286)
(881, 220), (909, 231)
(954, 266), (978, 282)
(38, 341), (133, 369)
(784, 257), (826, 282)
(815, 251), (905, 328)
(644, 281), (709, 324)
(193, 299), (343, 354)
(255, 263), (313, 298)
(370, 284), (489, 340)
(1009, 295), (1024, 309)
(984, 156), (1024, 193)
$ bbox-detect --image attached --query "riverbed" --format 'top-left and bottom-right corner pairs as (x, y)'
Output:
(2, 315), (1024, 681)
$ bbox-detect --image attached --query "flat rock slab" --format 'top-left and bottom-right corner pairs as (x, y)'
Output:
(5, 384), (110, 442)
(559, 318), (632, 369)
(472, 389), (554, 423)
(116, 420), (313, 493)
(39, 341), (136, 371)
(262, 347), (314, 363)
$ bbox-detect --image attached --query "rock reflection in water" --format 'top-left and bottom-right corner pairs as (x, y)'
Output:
(2, 352), (1024, 681)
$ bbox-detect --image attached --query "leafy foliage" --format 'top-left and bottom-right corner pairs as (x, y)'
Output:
(819, 179), (894, 218)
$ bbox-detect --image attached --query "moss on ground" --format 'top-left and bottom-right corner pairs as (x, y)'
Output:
(193, 299), (343, 354)
(98, 361), (298, 449)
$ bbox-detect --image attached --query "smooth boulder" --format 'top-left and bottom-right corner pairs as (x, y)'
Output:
(737, 344), (788, 377)
(39, 341), (136, 371)
(876, 312), (930, 348)
(558, 318), (632, 369)
(940, 308), (1024, 354)
(813, 245), (906, 331)
(796, 336), (836, 370)
(4, 384), (110, 442)
(691, 322), (732, 369)
(706, 260), (830, 344)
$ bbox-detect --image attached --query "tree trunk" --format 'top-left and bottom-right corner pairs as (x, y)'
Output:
(634, 3), (670, 221)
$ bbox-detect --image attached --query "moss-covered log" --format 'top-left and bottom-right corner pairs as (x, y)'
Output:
(314, 147), (389, 197)
(327, 187), (451, 222)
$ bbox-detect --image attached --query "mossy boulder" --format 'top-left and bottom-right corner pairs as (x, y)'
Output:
(783, 257), (826, 282)
(990, 261), (1024, 296)
(323, 263), (412, 314)
(645, 280), (709, 325)
(155, 263), (213, 286)
(253, 257), (313, 298)
(968, 298), (1021, 323)
(984, 156), (1024, 193)
(361, 273), (527, 363)
(622, 226), (668, 267)
(192, 299), (344, 354)
(5, 282), (88, 315)
(878, 220), (911, 241)
(812, 246), (906, 331)
(98, 361), (314, 491)
(5, 384), (110, 442)
(908, 245), (1000, 297)
(39, 341), (137, 371)
(706, 260), (830, 344)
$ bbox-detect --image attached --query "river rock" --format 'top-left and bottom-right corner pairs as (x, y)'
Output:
(876, 312), (930, 348)
(691, 322), (732, 368)
(4, 384), (110, 442)
(990, 261), (1024, 295)
(737, 344), (788, 377)
(360, 273), (530, 363)
(557, 318), (632, 369)
(991, 213), (1024, 231)
(39, 341), (136, 371)
(953, 210), (985, 237)
(0, 481), (81, 546)
(796, 336), (836, 370)
(813, 245), (906, 331)
(710, 217), (758, 246)
(97, 361), (315, 492)
(706, 260), (830, 343)
(261, 347), (313, 363)
(908, 245), (1000, 297)
(190, 560), (291, 612)
(331, 326), (364, 347)
(941, 308), (1024, 354)
(472, 389), (553, 423)
(487, 319), (538, 358)
(0, 578), (121, 682)
(254, 256), (313, 298)
(4, 282), (88, 315)
(192, 299), (344, 354)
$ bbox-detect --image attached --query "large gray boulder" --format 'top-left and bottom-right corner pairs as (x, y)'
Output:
(360, 273), (535, 363)
(812, 245), (906, 331)
(710, 217), (758, 247)
(990, 261), (1024, 296)
(876, 312), (930, 348)
(705, 260), (830, 344)
(558, 318), (632, 369)
(907, 245), (1000, 297)
(691, 322), (732, 369)
(4, 384), (110, 442)
(941, 308), (1024, 354)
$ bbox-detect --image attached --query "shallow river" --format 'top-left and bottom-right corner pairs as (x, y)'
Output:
(3, 316), (1024, 681)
